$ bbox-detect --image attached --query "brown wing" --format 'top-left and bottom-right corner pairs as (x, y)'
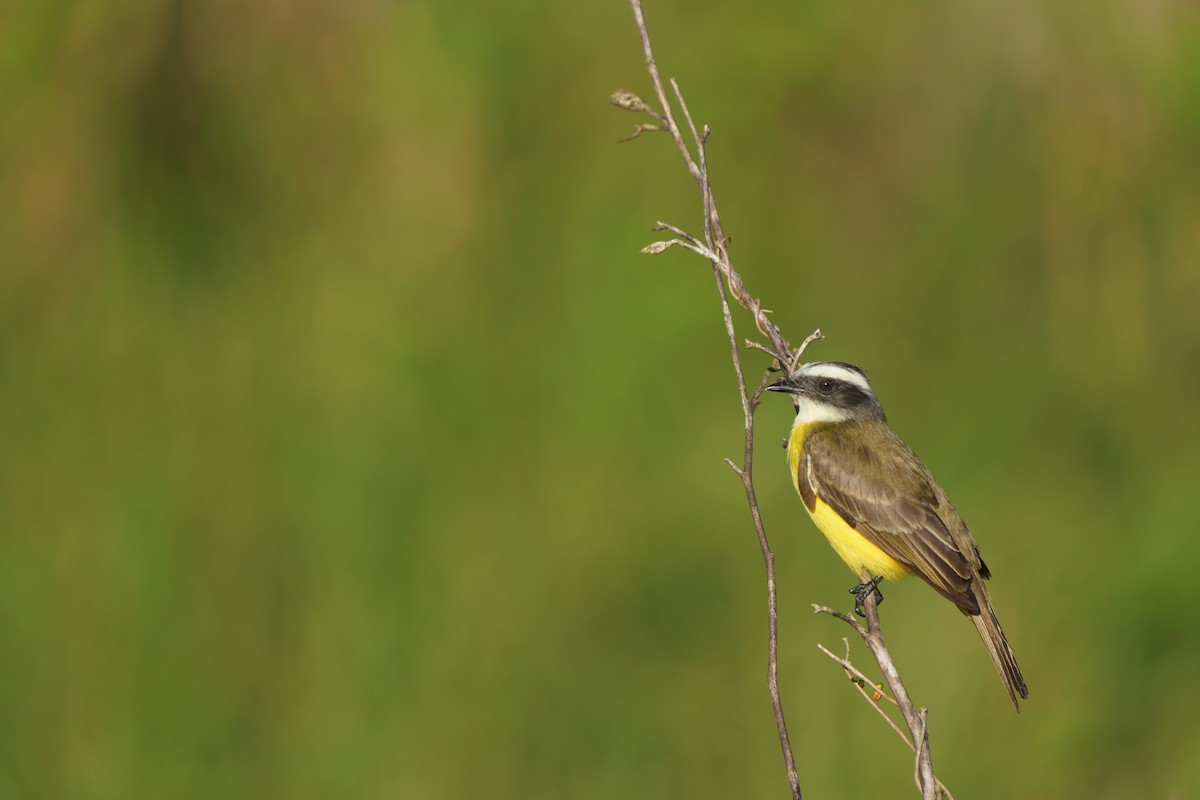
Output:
(801, 421), (983, 613)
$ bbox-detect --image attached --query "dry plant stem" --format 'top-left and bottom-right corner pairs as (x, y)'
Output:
(628, 0), (791, 364)
(812, 596), (948, 799)
(914, 710), (934, 799)
(816, 641), (908, 735)
(712, 269), (800, 800)
(625, 3), (802, 798)
(859, 588), (938, 800)
(815, 638), (954, 800)
(849, 585), (941, 800)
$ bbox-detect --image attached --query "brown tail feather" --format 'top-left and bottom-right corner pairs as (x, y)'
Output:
(970, 589), (1029, 712)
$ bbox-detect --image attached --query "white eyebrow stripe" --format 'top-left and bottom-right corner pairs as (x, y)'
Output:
(798, 363), (874, 396)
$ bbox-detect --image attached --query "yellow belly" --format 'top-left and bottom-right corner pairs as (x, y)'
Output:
(788, 420), (910, 582)
(806, 496), (910, 582)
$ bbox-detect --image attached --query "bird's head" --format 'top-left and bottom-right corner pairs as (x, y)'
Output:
(767, 361), (886, 424)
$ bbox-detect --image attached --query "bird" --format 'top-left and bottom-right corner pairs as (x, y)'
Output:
(767, 360), (1028, 710)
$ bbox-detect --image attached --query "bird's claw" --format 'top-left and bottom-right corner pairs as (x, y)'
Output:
(850, 576), (885, 618)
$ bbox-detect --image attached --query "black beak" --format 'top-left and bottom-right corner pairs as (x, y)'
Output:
(766, 376), (801, 394)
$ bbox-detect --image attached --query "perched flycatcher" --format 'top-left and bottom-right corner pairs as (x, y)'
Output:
(768, 361), (1029, 710)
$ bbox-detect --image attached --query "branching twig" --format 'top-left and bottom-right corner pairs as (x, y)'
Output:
(618, 5), (806, 797)
(816, 637), (954, 800)
(815, 588), (945, 799)
(616, 2), (948, 799)
(619, 3), (792, 365)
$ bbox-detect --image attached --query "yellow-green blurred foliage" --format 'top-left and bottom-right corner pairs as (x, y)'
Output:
(3, 1), (1199, 797)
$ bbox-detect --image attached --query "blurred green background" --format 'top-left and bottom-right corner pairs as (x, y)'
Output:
(3, 1), (1199, 797)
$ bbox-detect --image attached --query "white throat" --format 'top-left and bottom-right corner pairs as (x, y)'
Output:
(790, 395), (852, 426)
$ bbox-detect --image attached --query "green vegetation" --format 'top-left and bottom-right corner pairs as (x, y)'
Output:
(2, 2), (1198, 797)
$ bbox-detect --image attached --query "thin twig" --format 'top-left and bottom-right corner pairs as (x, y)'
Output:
(624, 3), (801, 797)
(652, 222), (708, 251)
(817, 643), (911, 740)
(713, 265), (801, 798)
(811, 604), (866, 635)
(914, 710), (933, 799)
(791, 329), (825, 373)
(624, 4), (791, 365)
(745, 340), (784, 361)
(847, 583), (941, 799)
(813, 595), (949, 799)
(627, 0), (702, 184)
(816, 640), (954, 800)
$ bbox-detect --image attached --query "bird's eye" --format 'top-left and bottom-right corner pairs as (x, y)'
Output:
(819, 379), (834, 391)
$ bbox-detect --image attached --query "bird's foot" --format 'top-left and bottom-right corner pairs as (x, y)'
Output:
(850, 576), (885, 618)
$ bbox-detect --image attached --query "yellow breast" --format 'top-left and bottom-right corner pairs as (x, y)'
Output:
(787, 421), (910, 582)
(806, 495), (910, 581)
